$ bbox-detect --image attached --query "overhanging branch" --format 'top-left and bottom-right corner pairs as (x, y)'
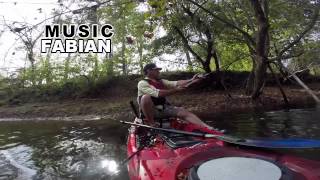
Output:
(186, 0), (256, 47)
(276, 6), (319, 61)
(173, 26), (205, 66)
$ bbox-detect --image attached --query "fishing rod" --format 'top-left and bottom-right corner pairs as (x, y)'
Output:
(120, 120), (320, 149)
(120, 120), (217, 138)
(100, 101), (320, 149)
(120, 132), (155, 166)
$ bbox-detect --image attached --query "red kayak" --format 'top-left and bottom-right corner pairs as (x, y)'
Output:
(126, 118), (320, 180)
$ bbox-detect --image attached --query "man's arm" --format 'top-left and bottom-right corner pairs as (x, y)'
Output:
(138, 81), (160, 97)
(158, 87), (185, 97)
(177, 79), (193, 87)
(177, 74), (204, 87)
(138, 80), (185, 98)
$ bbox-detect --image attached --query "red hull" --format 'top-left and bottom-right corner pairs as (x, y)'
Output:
(127, 120), (320, 180)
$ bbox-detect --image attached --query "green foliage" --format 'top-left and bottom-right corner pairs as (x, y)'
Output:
(2, 0), (319, 102)
(218, 42), (252, 71)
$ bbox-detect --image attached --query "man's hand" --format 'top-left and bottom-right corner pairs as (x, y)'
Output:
(185, 73), (206, 87)
(175, 85), (187, 91)
(192, 73), (207, 81)
(176, 73), (208, 90)
(191, 73), (201, 81)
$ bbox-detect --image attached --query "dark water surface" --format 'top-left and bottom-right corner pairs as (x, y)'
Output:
(206, 107), (320, 161)
(0, 108), (320, 179)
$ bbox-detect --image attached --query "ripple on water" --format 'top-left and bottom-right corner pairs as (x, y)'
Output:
(0, 145), (36, 180)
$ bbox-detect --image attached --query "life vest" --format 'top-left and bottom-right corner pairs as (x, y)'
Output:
(140, 79), (168, 106)
(146, 79), (166, 90)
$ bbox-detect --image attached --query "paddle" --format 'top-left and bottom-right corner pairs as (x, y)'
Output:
(121, 120), (217, 138)
(121, 120), (320, 149)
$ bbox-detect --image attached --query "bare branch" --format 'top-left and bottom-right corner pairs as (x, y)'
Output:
(173, 26), (205, 65)
(284, 63), (320, 79)
(186, 0), (256, 47)
(180, 3), (215, 71)
(277, 61), (320, 104)
(269, 51), (304, 62)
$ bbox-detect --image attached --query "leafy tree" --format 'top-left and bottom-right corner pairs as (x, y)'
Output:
(184, 0), (319, 99)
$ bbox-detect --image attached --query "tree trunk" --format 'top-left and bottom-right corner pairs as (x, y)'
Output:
(138, 36), (144, 74)
(45, 53), (52, 84)
(251, 56), (267, 99)
(249, 0), (270, 99)
(183, 46), (193, 71)
(246, 58), (256, 95)
(28, 49), (36, 86)
(121, 37), (127, 75)
(267, 63), (289, 106)
(106, 52), (114, 76)
(203, 61), (211, 73)
(176, 5), (215, 73)
(64, 53), (71, 81)
(211, 47), (230, 96)
(93, 55), (99, 81)
(212, 49), (220, 73)
(174, 26), (211, 73)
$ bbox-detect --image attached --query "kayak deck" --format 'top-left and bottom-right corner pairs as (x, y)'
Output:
(127, 119), (320, 180)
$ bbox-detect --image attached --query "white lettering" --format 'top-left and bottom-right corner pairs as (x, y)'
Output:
(78, 39), (84, 52)
(41, 39), (52, 53)
(84, 40), (98, 53)
(98, 39), (111, 53)
(65, 39), (78, 53)
(51, 39), (64, 53)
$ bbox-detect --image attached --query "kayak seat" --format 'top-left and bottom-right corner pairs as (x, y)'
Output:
(155, 119), (171, 128)
(160, 133), (204, 149)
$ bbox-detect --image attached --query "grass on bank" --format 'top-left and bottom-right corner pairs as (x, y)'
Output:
(1, 71), (319, 106)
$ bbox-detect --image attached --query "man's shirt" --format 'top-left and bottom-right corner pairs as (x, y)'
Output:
(137, 78), (177, 97)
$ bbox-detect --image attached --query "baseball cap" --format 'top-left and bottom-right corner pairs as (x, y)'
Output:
(143, 63), (162, 74)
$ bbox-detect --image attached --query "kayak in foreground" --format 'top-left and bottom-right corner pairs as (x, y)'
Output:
(126, 118), (320, 180)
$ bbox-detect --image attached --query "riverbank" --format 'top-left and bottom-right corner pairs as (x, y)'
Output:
(0, 83), (319, 121)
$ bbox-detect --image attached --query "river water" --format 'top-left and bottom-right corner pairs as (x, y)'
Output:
(0, 108), (320, 179)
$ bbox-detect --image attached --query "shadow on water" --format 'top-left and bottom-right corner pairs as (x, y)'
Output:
(0, 120), (129, 180)
(1, 108), (320, 179)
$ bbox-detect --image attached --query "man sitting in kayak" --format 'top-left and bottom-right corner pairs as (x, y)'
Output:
(137, 63), (213, 129)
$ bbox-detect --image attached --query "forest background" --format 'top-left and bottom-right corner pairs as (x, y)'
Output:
(0, 0), (319, 119)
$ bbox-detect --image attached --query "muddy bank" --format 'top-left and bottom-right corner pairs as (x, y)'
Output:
(0, 84), (319, 121)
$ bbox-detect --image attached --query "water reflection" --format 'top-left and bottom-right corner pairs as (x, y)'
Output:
(0, 120), (128, 180)
(101, 159), (119, 173)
